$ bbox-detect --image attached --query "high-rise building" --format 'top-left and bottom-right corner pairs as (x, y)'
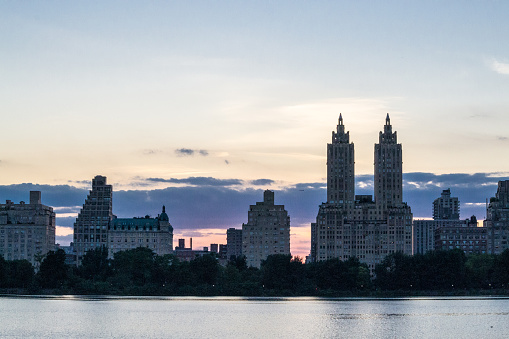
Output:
(242, 190), (290, 268)
(0, 191), (55, 267)
(226, 228), (243, 261)
(108, 206), (173, 258)
(73, 175), (113, 264)
(433, 189), (460, 220)
(485, 180), (509, 254)
(374, 114), (403, 208)
(310, 115), (413, 271)
(327, 114), (355, 207)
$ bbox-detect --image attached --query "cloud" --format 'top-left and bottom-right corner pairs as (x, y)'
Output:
(146, 177), (243, 186)
(291, 182), (326, 190)
(490, 59), (509, 75)
(175, 148), (209, 157)
(498, 136), (508, 141)
(53, 206), (82, 214)
(0, 184), (88, 207)
(250, 179), (275, 186)
(67, 180), (90, 185)
(2, 172), (507, 240)
(142, 149), (161, 155)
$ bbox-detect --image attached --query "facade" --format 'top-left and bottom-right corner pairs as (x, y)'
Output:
(226, 227), (243, 260)
(310, 114), (413, 271)
(73, 175), (113, 264)
(0, 191), (55, 267)
(108, 206), (173, 258)
(485, 180), (509, 254)
(413, 219), (471, 254)
(242, 190), (290, 268)
(433, 189), (460, 220)
(434, 216), (487, 254)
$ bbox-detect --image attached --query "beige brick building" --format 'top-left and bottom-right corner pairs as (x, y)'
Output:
(0, 191), (55, 267)
(242, 190), (290, 268)
(310, 114), (413, 271)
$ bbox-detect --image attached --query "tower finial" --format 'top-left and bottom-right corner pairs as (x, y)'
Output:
(339, 113), (343, 125)
(386, 113), (390, 125)
(162, 205), (166, 213)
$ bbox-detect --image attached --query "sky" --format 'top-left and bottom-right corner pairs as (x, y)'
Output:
(1, 1), (509, 258)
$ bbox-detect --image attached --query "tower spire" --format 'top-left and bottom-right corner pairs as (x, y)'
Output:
(333, 114), (349, 143)
(386, 113), (390, 125)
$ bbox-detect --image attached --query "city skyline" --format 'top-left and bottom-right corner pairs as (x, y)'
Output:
(1, 2), (509, 257)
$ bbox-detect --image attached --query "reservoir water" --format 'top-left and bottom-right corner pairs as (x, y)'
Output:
(1, 296), (508, 338)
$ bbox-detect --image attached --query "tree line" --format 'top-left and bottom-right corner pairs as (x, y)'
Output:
(1, 247), (509, 296)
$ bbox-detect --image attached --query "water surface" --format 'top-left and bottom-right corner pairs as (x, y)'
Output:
(1, 296), (508, 338)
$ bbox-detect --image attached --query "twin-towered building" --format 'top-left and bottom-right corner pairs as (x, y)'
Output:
(310, 114), (413, 270)
(4, 114), (509, 271)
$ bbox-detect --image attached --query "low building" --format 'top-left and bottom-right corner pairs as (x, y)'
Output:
(434, 216), (487, 254)
(218, 244), (228, 260)
(174, 238), (211, 262)
(108, 206), (173, 258)
(0, 191), (55, 267)
(414, 219), (472, 254)
(226, 228), (242, 261)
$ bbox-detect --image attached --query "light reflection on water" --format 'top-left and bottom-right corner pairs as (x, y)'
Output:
(1, 296), (508, 338)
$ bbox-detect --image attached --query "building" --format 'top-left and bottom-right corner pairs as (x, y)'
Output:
(73, 175), (113, 264)
(174, 238), (212, 262)
(226, 228), (242, 260)
(218, 244), (228, 260)
(413, 219), (470, 255)
(242, 190), (290, 268)
(414, 189), (464, 254)
(107, 206), (173, 258)
(374, 114), (403, 209)
(434, 216), (487, 254)
(210, 243), (219, 253)
(433, 189), (460, 220)
(74, 175), (174, 264)
(0, 191), (56, 267)
(310, 114), (413, 271)
(485, 180), (509, 254)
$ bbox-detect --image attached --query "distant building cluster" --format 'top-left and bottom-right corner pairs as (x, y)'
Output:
(2, 114), (509, 272)
(414, 189), (486, 255)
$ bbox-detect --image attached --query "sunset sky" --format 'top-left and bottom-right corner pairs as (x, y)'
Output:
(1, 1), (509, 258)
